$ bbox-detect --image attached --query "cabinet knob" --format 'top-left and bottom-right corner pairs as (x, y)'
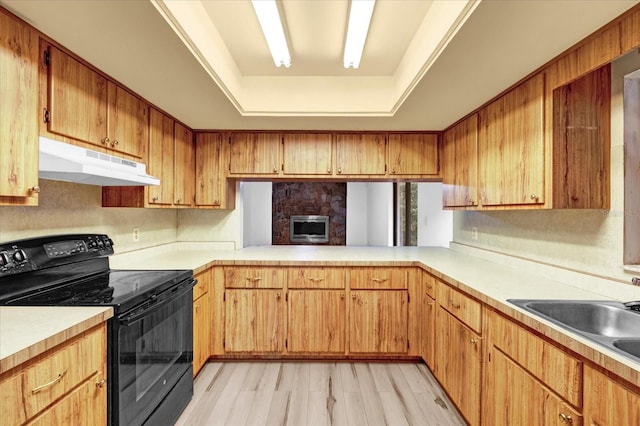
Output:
(273, 167), (278, 173)
(449, 300), (461, 309)
(112, 139), (119, 146)
(276, 292), (281, 299)
(427, 301), (434, 306)
(470, 338), (478, 345)
(530, 194), (539, 201)
(352, 293), (356, 299)
(96, 379), (106, 389)
(101, 137), (110, 145)
(152, 196), (159, 202)
(558, 413), (573, 424)
(29, 185), (41, 194)
(327, 169), (331, 174)
(469, 200), (476, 206)
(337, 168), (342, 174)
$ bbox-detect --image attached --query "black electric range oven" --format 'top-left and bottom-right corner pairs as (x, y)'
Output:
(0, 234), (195, 426)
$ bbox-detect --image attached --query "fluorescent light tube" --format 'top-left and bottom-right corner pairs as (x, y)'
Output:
(343, 0), (375, 69)
(251, 0), (291, 68)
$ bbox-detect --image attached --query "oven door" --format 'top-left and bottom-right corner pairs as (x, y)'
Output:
(116, 278), (194, 426)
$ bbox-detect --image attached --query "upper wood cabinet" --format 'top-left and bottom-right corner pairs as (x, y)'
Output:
(479, 73), (545, 207)
(106, 81), (148, 159)
(282, 132), (333, 175)
(173, 122), (195, 206)
(336, 133), (386, 175)
(229, 132), (281, 176)
(550, 64), (610, 209)
(442, 114), (478, 208)
(195, 132), (235, 209)
(147, 108), (175, 206)
(388, 133), (439, 177)
(0, 10), (40, 206)
(43, 44), (147, 159)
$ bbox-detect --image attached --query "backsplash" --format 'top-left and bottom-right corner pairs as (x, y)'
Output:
(272, 182), (346, 245)
(0, 180), (177, 253)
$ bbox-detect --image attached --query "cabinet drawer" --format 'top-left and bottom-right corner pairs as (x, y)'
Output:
(193, 270), (212, 300)
(422, 271), (438, 298)
(0, 325), (105, 425)
(488, 310), (582, 408)
(437, 284), (482, 333)
(287, 267), (346, 289)
(350, 267), (408, 289)
(224, 267), (285, 289)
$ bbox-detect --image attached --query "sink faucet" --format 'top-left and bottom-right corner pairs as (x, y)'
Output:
(623, 301), (640, 312)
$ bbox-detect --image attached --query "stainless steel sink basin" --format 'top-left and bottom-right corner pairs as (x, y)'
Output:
(508, 299), (640, 363)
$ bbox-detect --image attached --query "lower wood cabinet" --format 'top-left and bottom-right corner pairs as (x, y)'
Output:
(224, 289), (285, 353)
(287, 289), (346, 353)
(420, 282), (437, 369)
(584, 365), (640, 426)
(0, 324), (107, 425)
(435, 307), (482, 426)
(349, 290), (409, 354)
(193, 269), (212, 377)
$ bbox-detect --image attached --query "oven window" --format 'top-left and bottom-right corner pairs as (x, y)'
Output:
(117, 287), (193, 426)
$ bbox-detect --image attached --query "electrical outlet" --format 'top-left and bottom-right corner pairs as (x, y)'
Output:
(471, 227), (478, 241)
(132, 227), (140, 242)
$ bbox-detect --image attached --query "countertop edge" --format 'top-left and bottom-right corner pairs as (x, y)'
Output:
(0, 307), (113, 375)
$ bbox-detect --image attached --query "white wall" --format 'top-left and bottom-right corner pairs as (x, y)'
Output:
(367, 183), (394, 246)
(417, 182), (453, 247)
(241, 182), (273, 246)
(346, 182), (368, 245)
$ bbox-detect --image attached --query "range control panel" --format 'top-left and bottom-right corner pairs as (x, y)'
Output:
(0, 234), (114, 277)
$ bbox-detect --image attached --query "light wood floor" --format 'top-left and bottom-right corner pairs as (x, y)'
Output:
(175, 361), (467, 426)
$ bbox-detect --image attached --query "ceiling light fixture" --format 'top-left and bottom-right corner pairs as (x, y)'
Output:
(343, 0), (376, 69)
(251, 0), (291, 68)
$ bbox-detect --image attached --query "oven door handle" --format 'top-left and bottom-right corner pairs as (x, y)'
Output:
(119, 278), (196, 326)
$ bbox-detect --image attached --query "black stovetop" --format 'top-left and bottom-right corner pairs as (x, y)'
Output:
(0, 234), (192, 314)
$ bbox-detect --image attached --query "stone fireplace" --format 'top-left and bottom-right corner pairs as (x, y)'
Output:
(272, 182), (346, 245)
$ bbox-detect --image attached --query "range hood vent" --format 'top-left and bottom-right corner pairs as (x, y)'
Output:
(38, 137), (160, 186)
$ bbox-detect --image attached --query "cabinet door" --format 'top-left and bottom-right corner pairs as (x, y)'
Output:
(282, 133), (333, 175)
(388, 133), (439, 176)
(421, 291), (436, 370)
(46, 45), (108, 148)
(442, 114), (478, 208)
(584, 365), (640, 426)
(479, 73), (544, 206)
(195, 132), (232, 208)
(349, 290), (408, 354)
(0, 12), (39, 204)
(435, 308), (482, 425)
(225, 289), (284, 353)
(336, 133), (386, 175)
(173, 122), (195, 206)
(288, 290), (346, 353)
(229, 132), (281, 175)
(193, 293), (210, 377)
(484, 347), (582, 426)
(107, 81), (148, 159)
(147, 108), (174, 206)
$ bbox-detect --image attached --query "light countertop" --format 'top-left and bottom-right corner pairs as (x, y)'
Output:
(112, 243), (640, 386)
(0, 306), (113, 374)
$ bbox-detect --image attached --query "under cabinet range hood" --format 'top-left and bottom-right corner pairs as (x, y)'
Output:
(38, 137), (160, 186)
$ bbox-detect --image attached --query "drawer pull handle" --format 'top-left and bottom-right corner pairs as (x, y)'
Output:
(449, 300), (461, 309)
(558, 413), (573, 424)
(32, 370), (67, 394)
(427, 301), (434, 306)
(96, 379), (106, 389)
(309, 277), (325, 282)
(29, 185), (41, 194)
(247, 277), (262, 282)
(372, 278), (388, 283)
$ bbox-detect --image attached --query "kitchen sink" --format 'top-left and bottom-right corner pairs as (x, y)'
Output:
(507, 299), (640, 363)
